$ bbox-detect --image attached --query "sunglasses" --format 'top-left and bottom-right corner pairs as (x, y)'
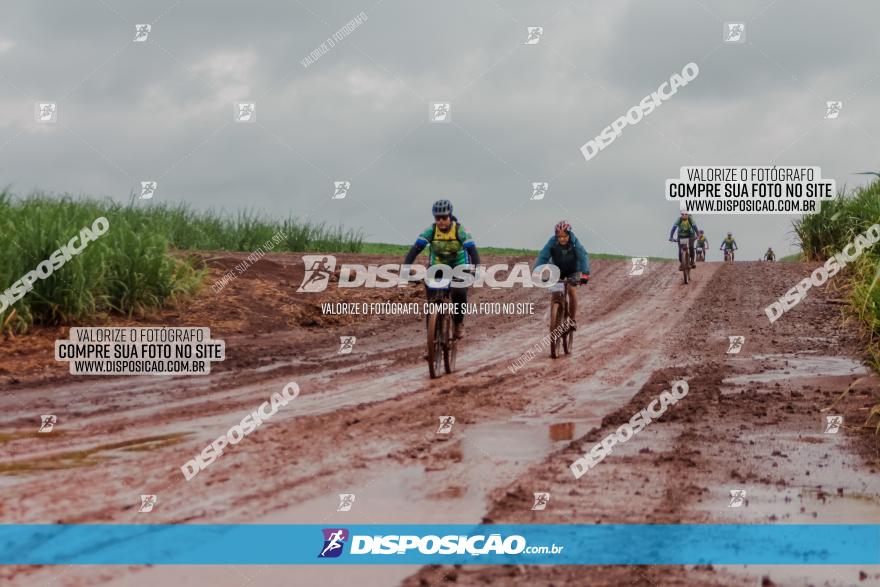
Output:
(434, 215), (450, 221)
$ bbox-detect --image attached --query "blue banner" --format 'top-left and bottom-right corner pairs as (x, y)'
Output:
(0, 524), (877, 565)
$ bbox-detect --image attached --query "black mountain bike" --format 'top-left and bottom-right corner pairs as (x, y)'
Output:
(549, 276), (579, 358)
(425, 280), (457, 378)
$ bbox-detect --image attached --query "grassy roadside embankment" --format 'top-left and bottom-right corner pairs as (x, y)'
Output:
(2, 192), (663, 334)
(0, 191), (362, 333)
(792, 179), (880, 430)
(793, 180), (880, 367)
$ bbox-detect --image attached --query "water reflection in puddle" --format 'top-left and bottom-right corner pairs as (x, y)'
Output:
(723, 354), (866, 387)
(462, 417), (596, 463)
(549, 421), (575, 441)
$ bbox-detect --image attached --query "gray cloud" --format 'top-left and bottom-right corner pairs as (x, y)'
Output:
(1, 0), (878, 260)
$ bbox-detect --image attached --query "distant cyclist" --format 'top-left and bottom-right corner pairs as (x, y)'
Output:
(695, 230), (709, 260)
(720, 232), (738, 260)
(668, 211), (698, 270)
(534, 220), (590, 330)
(403, 200), (480, 340)
(764, 247), (776, 261)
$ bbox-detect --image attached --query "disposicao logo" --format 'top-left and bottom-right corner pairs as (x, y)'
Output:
(296, 255), (560, 291)
(319, 528), (349, 558)
(327, 533), (529, 556)
(297, 255), (336, 292)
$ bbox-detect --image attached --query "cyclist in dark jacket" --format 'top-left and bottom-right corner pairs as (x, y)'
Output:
(534, 220), (591, 330)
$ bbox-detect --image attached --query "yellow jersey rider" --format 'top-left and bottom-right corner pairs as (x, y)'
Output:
(720, 232), (738, 259)
(668, 212), (698, 269)
(695, 230), (708, 258)
(403, 199), (480, 340)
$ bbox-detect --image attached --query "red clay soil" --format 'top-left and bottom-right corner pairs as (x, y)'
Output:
(1, 253), (878, 586)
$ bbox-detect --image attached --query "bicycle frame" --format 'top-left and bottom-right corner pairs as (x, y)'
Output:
(549, 282), (569, 314)
(549, 279), (576, 358)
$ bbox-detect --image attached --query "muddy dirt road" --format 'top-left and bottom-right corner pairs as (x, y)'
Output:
(1, 254), (878, 586)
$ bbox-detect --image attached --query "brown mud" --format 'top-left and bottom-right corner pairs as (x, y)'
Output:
(1, 254), (878, 586)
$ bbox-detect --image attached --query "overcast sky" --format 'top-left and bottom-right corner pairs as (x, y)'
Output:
(2, 0), (879, 259)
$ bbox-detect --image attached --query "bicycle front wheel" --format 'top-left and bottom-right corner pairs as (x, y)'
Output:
(427, 312), (443, 378)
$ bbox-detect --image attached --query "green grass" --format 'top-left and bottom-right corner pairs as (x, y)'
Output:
(792, 179), (880, 374)
(135, 206), (364, 253)
(794, 183), (880, 261)
(0, 190), (364, 332)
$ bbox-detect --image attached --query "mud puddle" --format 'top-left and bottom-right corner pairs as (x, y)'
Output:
(462, 419), (591, 460)
(244, 414), (634, 587)
(98, 565), (422, 587)
(700, 479), (880, 523)
(0, 433), (188, 474)
(260, 420), (586, 525)
(722, 354), (867, 388)
(262, 383), (652, 525)
(719, 564), (880, 587)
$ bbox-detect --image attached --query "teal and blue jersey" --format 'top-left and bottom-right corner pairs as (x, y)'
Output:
(669, 216), (699, 239)
(534, 230), (590, 278)
(403, 217), (480, 267)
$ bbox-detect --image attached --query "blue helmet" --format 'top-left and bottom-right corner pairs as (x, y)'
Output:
(432, 199), (453, 216)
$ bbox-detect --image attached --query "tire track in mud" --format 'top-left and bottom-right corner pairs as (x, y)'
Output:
(7, 256), (878, 587)
(405, 260), (880, 587)
(1, 256), (721, 587)
(0, 258), (699, 469)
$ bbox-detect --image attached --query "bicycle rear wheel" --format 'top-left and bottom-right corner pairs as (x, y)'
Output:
(427, 312), (443, 378)
(443, 314), (457, 373)
(550, 300), (562, 358)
